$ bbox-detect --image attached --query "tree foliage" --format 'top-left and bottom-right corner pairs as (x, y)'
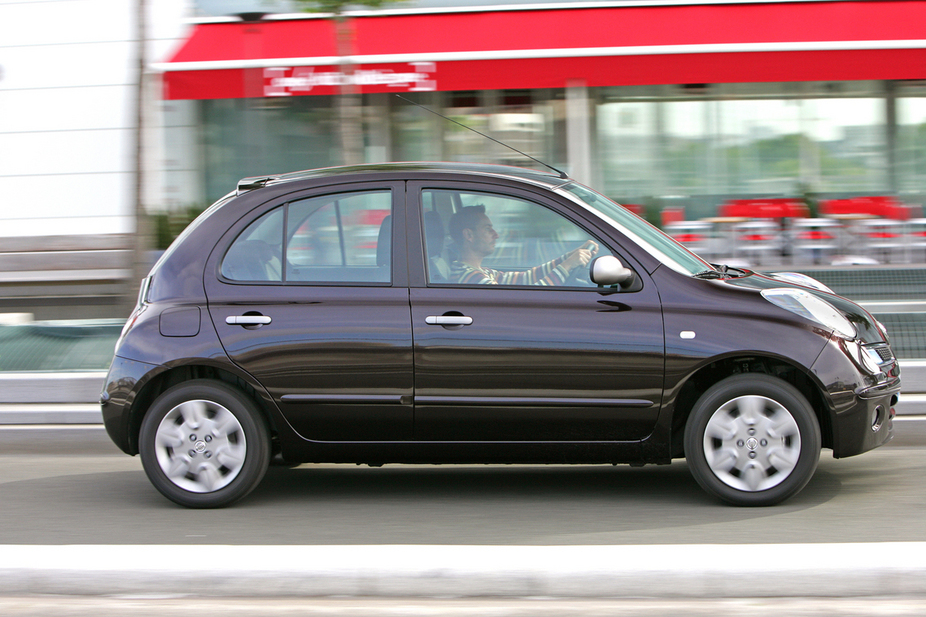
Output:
(292, 0), (397, 16)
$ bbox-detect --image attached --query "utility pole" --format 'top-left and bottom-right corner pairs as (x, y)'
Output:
(294, 0), (398, 166)
(128, 0), (151, 313)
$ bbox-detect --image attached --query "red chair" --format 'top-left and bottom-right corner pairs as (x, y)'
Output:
(906, 218), (926, 260)
(793, 218), (840, 264)
(621, 203), (645, 217)
(665, 220), (713, 257)
(661, 207), (685, 226)
(733, 220), (780, 265)
(859, 219), (903, 262)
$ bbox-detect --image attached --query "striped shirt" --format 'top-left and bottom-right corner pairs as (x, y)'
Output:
(449, 256), (571, 286)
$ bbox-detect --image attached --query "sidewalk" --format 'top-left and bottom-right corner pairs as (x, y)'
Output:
(1, 361), (923, 424)
(2, 543), (925, 599)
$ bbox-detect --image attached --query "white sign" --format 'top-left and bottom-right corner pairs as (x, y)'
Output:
(264, 62), (436, 96)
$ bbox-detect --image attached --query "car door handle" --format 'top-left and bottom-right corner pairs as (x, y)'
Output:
(425, 315), (473, 326)
(226, 315), (272, 326)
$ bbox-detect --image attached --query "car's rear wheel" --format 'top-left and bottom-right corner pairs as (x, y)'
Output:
(139, 380), (270, 508)
(684, 374), (821, 506)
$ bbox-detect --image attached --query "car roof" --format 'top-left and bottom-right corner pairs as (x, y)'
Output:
(236, 162), (572, 195)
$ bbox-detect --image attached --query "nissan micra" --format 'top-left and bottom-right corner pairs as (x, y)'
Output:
(101, 163), (900, 508)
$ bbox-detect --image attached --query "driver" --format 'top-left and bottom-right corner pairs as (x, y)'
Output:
(448, 205), (598, 285)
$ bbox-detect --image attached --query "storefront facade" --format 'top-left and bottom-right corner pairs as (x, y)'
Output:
(156, 0), (926, 219)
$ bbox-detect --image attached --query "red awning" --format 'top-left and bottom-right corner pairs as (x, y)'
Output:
(157, 0), (926, 100)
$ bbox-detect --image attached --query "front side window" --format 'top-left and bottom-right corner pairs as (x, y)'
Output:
(221, 190), (392, 284)
(422, 189), (612, 288)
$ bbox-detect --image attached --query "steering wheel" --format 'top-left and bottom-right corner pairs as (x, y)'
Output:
(565, 262), (595, 287)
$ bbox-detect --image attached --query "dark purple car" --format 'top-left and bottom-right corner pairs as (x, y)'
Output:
(101, 163), (900, 507)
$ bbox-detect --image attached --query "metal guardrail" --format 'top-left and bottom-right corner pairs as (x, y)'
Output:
(786, 266), (926, 359)
(862, 311), (926, 359)
(0, 235), (133, 321)
(788, 266), (926, 302)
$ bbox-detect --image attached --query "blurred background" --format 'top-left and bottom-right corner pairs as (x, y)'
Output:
(2, 0), (926, 372)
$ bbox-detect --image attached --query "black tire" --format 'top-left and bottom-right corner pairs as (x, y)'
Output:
(139, 380), (270, 508)
(684, 374), (821, 506)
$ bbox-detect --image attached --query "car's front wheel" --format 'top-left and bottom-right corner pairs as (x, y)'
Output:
(684, 374), (821, 506)
(139, 380), (270, 508)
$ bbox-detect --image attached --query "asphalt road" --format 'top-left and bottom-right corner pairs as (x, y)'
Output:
(0, 419), (923, 546)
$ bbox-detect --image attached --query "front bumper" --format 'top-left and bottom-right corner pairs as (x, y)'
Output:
(812, 338), (901, 458)
(831, 384), (899, 458)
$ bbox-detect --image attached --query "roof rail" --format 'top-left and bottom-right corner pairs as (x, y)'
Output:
(236, 175), (279, 195)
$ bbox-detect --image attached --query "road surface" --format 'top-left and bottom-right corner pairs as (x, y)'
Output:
(0, 421), (923, 546)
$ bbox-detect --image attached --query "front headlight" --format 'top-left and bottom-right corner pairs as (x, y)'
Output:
(761, 288), (856, 339)
(860, 345), (884, 374)
(843, 339), (884, 375)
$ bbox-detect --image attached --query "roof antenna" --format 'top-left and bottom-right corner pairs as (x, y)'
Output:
(395, 94), (569, 179)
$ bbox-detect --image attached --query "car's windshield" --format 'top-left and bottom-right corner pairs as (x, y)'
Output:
(556, 183), (713, 276)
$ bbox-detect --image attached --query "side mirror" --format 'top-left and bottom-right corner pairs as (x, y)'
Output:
(589, 255), (635, 289)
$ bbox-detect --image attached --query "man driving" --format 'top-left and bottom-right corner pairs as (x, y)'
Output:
(448, 205), (598, 285)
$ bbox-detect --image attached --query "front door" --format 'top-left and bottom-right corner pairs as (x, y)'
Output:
(408, 183), (665, 442)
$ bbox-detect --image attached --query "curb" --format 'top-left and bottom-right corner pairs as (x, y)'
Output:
(0, 372), (105, 406)
(900, 359), (926, 390)
(0, 404), (103, 424)
(1, 543), (924, 599)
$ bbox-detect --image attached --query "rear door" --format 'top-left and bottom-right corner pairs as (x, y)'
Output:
(205, 182), (414, 442)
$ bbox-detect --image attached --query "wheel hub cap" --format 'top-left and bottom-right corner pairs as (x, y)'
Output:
(153, 399), (247, 493)
(703, 395), (802, 492)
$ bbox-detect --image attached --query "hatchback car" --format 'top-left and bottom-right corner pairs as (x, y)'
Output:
(101, 162), (900, 508)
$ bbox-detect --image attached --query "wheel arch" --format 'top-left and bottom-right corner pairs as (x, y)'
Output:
(125, 363), (280, 456)
(669, 354), (832, 458)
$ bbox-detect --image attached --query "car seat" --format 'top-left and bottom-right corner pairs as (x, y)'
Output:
(424, 210), (450, 282)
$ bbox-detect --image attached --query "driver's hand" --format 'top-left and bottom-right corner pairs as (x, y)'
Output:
(563, 240), (599, 271)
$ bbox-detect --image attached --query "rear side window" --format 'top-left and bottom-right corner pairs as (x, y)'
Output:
(220, 190), (393, 284)
(220, 209), (284, 282)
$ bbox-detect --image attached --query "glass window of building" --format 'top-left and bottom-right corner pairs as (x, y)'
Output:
(897, 83), (926, 198)
(202, 97), (338, 202)
(593, 82), (891, 219)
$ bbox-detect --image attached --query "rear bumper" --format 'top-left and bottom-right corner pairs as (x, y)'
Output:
(100, 355), (161, 455)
